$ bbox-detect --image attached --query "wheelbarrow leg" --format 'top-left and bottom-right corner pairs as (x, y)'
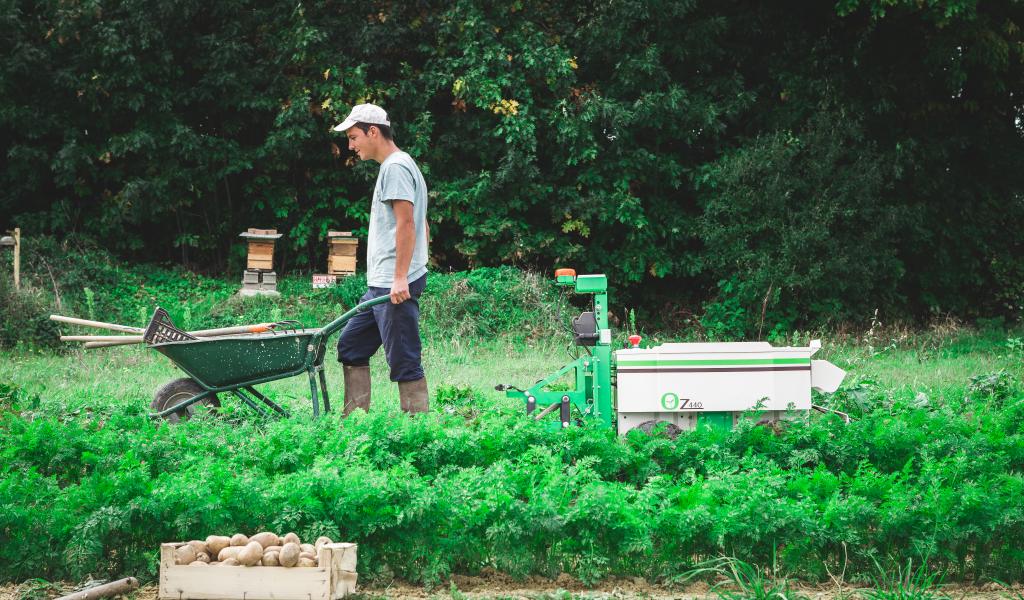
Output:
(244, 386), (290, 418)
(318, 368), (331, 413)
(231, 389), (269, 418)
(308, 369), (321, 417)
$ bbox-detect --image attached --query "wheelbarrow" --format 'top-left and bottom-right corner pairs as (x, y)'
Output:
(146, 296), (391, 422)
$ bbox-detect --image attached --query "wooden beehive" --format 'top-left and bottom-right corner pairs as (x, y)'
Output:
(159, 542), (358, 600)
(327, 231), (358, 276)
(240, 228), (282, 272)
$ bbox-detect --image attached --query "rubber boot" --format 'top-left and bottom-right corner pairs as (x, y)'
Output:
(398, 377), (429, 414)
(342, 365), (371, 416)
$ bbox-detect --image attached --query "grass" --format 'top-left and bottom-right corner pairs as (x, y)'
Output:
(0, 333), (568, 419)
(6, 300), (1019, 420)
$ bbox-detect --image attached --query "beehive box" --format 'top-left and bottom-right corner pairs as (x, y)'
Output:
(327, 231), (357, 276)
(240, 229), (282, 272)
(159, 542), (358, 600)
(247, 241), (274, 270)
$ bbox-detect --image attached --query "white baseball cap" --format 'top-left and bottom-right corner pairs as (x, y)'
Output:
(332, 103), (391, 132)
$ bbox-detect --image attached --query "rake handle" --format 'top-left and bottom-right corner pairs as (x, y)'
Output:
(61, 335), (144, 343)
(49, 315), (144, 334)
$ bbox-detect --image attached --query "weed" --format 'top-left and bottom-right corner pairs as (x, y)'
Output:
(14, 578), (62, 600)
(862, 558), (950, 600)
(84, 287), (96, 321)
(434, 384), (482, 418)
(680, 556), (808, 600)
(0, 381), (39, 414)
(966, 370), (1019, 405)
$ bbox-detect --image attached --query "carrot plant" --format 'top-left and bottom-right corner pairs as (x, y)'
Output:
(1, 267), (1022, 586)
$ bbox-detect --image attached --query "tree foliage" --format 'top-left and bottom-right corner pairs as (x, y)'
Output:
(1, 0), (1022, 332)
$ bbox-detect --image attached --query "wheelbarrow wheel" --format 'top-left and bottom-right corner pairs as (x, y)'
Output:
(637, 419), (683, 440)
(151, 378), (220, 423)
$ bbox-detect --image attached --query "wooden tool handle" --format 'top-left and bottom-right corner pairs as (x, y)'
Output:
(84, 340), (142, 349)
(50, 315), (144, 334)
(56, 577), (139, 600)
(61, 335), (144, 343)
(190, 323), (273, 337)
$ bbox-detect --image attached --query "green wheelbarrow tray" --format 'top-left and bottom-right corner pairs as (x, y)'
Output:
(154, 331), (320, 388)
(147, 295), (391, 420)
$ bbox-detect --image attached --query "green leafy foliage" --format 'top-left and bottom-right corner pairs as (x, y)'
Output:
(697, 112), (901, 337)
(0, 280), (60, 350)
(2, 1), (1022, 332)
(1, 357), (1023, 585)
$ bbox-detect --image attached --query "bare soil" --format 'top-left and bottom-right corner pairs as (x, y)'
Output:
(1, 573), (1019, 600)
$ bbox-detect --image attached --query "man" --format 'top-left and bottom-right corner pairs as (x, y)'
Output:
(332, 103), (429, 415)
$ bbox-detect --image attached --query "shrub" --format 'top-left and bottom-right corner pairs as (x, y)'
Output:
(0, 279), (60, 350)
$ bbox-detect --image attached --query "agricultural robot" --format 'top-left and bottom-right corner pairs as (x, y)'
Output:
(498, 269), (847, 434)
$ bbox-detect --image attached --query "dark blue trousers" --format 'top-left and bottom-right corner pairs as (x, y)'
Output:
(337, 274), (426, 382)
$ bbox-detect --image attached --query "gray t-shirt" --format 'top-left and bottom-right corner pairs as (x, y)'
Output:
(366, 150), (429, 288)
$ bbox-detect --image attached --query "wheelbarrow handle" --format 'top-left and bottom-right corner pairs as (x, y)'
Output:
(318, 295), (393, 339)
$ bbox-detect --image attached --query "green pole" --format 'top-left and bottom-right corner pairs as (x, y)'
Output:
(592, 289), (613, 427)
(573, 274), (613, 428)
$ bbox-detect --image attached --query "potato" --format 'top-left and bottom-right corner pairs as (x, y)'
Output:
(299, 551), (316, 561)
(237, 541), (263, 566)
(251, 532), (278, 549)
(282, 532), (300, 546)
(262, 551), (280, 566)
(264, 545), (282, 553)
(188, 561), (208, 566)
(314, 537), (333, 552)
(297, 557), (316, 567)
(195, 552), (211, 564)
(175, 545), (197, 565)
(218, 546), (243, 562)
(221, 557), (240, 566)
(206, 535), (231, 556)
(279, 542), (300, 568)
(230, 533), (250, 546)
(300, 543), (315, 555)
(210, 561), (220, 566)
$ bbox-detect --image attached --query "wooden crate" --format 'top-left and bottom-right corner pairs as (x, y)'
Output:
(159, 542), (358, 600)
